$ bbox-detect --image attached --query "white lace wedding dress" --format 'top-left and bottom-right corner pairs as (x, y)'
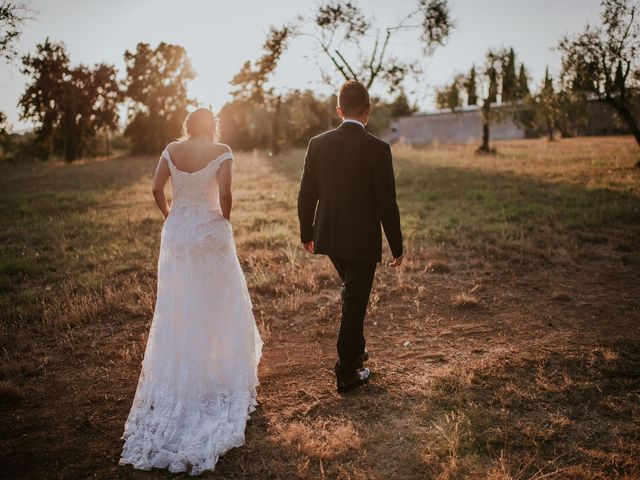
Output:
(120, 147), (262, 475)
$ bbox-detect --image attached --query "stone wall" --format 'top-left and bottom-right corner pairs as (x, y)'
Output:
(385, 107), (525, 145)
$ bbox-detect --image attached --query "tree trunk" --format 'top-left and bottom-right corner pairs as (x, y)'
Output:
(272, 95), (282, 155)
(482, 122), (489, 150)
(476, 121), (491, 154)
(546, 118), (554, 141)
(105, 130), (111, 157)
(609, 99), (640, 147)
(476, 102), (494, 154)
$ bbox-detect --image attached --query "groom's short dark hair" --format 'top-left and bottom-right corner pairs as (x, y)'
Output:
(338, 80), (370, 115)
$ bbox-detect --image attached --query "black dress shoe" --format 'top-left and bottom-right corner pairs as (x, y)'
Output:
(337, 368), (370, 393)
(356, 349), (369, 369)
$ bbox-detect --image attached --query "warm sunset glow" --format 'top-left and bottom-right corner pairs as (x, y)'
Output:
(1, 0), (601, 130)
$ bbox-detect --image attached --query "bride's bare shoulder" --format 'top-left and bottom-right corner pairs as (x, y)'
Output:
(165, 140), (185, 154)
(209, 142), (232, 157)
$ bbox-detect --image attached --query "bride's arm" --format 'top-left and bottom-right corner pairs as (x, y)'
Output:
(152, 156), (171, 219)
(218, 159), (232, 220)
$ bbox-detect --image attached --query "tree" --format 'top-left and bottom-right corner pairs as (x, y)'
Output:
(1, 1), (34, 139)
(476, 49), (509, 154)
(91, 64), (121, 156)
(123, 42), (195, 154)
(465, 65), (478, 106)
(0, 110), (8, 157)
(501, 48), (517, 102)
(224, 26), (293, 153)
(512, 66), (555, 140)
(435, 74), (463, 111)
(219, 90), (336, 151)
(554, 78), (590, 137)
(517, 63), (530, 99)
(537, 68), (557, 140)
(19, 39), (120, 161)
(558, 0), (640, 147)
(283, 0), (453, 93)
(0, 1), (33, 62)
(229, 26), (292, 105)
(389, 90), (417, 117)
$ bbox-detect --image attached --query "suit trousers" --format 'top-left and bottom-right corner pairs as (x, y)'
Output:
(329, 256), (377, 380)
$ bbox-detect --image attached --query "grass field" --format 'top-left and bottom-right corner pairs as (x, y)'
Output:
(1, 136), (639, 479)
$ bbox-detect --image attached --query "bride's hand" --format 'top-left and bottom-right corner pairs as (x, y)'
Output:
(303, 241), (314, 253)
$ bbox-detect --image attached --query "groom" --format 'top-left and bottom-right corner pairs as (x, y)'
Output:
(298, 80), (403, 393)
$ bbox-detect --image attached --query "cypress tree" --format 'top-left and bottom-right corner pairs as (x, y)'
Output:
(466, 65), (478, 106)
(487, 66), (498, 104)
(501, 48), (517, 102)
(538, 66), (556, 140)
(518, 63), (530, 98)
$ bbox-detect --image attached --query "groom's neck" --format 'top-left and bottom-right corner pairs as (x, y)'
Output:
(342, 116), (368, 126)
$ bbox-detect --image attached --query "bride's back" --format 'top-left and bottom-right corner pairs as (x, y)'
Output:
(167, 139), (230, 174)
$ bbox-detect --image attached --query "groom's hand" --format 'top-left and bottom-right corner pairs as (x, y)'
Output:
(303, 241), (314, 253)
(388, 256), (403, 267)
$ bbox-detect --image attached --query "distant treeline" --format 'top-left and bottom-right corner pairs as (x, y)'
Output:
(1, 0), (639, 161)
(0, 38), (416, 162)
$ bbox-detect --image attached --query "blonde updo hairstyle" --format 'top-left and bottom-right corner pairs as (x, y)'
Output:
(182, 107), (219, 141)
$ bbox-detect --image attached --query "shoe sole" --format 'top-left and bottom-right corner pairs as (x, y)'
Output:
(336, 377), (369, 394)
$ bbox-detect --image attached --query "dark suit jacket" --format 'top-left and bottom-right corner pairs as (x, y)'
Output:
(297, 122), (403, 262)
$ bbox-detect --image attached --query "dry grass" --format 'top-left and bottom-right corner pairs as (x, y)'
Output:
(1, 137), (639, 479)
(452, 292), (480, 308)
(276, 419), (361, 460)
(426, 259), (451, 273)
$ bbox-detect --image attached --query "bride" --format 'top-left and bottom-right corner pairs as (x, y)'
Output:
(120, 108), (262, 475)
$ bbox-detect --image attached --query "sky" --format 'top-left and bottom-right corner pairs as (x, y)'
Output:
(0, 0), (603, 131)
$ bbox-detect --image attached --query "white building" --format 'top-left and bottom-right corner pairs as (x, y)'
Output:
(385, 105), (525, 145)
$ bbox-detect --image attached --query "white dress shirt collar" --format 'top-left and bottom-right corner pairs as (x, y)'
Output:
(341, 119), (365, 129)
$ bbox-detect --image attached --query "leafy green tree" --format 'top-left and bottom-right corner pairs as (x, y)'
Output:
(281, 90), (336, 145)
(366, 97), (392, 135)
(123, 42), (195, 154)
(554, 73), (590, 138)
(512, 67), (553, 139)
(389, 90), (417, 117)
(558, 0), (640, 146)
(435, 74), (463, 111)
(219, 90), (335, 151)
(19, 39), (120, 161)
